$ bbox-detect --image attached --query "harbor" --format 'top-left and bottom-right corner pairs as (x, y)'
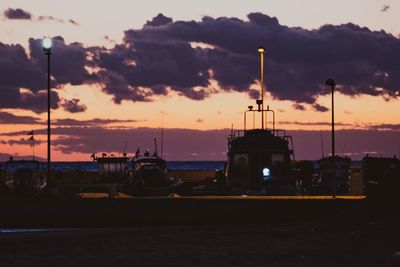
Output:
(1, 3), (400, 266)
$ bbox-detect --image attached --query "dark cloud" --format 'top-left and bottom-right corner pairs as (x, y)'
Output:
(0, 111), (41, 124)
(0, 42), (47, 92)
(368, 123), (400, 131)
(52, 118), (140, 126)
(3, 8), (78, 24)
(1, 12), (400, 114)
(96, 70), (153, 103)
(68, 19), (79, 26)
(104, 35), (116, 44)
(292, 103), (306, 111)
(61, 98), (87, 113)
(90, 12), (400, 105)
(278, 121), (352, 127)
(0, 127), (228, 159)
(1, 127), (399, 160)
(3, 8), (31, 20)
(5, 138), (42, 146)
(37, 15), (64, 23)
(248, 89), (260, 99)
(312, 103), (329, 112)
(0, 87), (60, 113)
(145, 13), (173, 27)
(381, 5), (390, 12)
(0, 39), (90, 112)
(0, 113), (140, 126)
(29, 36), (95, 86)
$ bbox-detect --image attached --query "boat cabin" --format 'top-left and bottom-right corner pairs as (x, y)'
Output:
(95, 154), (129, 183)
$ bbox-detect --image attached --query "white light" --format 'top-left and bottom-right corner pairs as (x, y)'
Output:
(262, 168), (270, 177)
(42, 38), (52, 49)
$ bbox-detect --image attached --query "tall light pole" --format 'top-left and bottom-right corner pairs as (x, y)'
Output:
(258, 47), (265, 130)
(43, 38), (52, 185)
(325, 78), (336, 198)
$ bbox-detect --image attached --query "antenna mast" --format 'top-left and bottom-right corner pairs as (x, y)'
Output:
(161, 118), (164, 159)
(320, 129), (325, 158)
(154, 138), (158, 156)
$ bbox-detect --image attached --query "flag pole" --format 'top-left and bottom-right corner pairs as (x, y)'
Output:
(33, 134), (35, 160)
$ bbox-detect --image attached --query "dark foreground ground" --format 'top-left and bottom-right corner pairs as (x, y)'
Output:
(1, 197), (399, 266)
(1, 217), (400, 266)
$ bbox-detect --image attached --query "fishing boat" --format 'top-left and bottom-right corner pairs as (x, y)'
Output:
(0, 158), (47, 196)
(314, 155), (351, 195)
(222, 103), (301, 195)
(362, 155), (400, 198)
(121, 147), (183, 196)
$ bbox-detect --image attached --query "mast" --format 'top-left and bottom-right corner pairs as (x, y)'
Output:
(258, 47), (265, 130)
(161, 118), (164, 159)
(320, 129), (325, 158)
(154, 138), (158, 156)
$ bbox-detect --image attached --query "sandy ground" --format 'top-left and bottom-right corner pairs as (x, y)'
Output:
(1, 217), (400, 266)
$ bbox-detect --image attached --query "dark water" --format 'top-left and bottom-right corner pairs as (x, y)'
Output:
(0, 161), (363, 172)
(0, 161), (226, 172)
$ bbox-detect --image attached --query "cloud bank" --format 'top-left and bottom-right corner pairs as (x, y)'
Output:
(1, 12), (399, 116)
(1, 126), (399, 160)
(92, 13), (400, 106)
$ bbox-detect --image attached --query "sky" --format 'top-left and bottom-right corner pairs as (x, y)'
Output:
(0, 0), (399, 161)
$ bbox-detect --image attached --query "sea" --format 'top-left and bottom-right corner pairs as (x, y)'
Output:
(0, 160), (363, 172)
(0, 161), (226, 172)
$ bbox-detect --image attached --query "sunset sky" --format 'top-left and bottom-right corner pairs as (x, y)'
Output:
(0, 0), (399, 161)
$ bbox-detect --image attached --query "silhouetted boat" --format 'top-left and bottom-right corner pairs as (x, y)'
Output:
(0, 158), (47, 196)
(121, 149), (183, 196)
(362, 155), (400, 198)
(223, 107), (301, 195)
(314, 155), (351, 195)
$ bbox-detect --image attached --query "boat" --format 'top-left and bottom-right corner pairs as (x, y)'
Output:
(120, 149), (183, 196)
(362, 155), (400, 198)
(222, 104), (301, 195)
(314, 155), (351, 195)
(0, 158), (47, 196)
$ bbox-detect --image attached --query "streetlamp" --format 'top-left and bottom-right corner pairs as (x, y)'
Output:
(325, 78), (336, 197)
(43, 38), (52, 185)
(258, 47), (265, 130)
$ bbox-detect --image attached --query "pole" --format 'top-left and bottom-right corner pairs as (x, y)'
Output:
(46, 51), (51, 185)
(331, 84), (336, 198)
(320, 129), (324, 158)
(33, 134), (35, 161)
(325, 78), (336, 198)
(260, 50), (264, 130)
(161, 118), (164, 159)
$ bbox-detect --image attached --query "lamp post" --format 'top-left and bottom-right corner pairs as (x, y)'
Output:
(43, 38), (52, 185)
(325, 78), (336, 198)
(258, 47), (265, 130)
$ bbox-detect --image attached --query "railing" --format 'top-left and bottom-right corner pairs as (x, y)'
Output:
(228, 128), (296, 161)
